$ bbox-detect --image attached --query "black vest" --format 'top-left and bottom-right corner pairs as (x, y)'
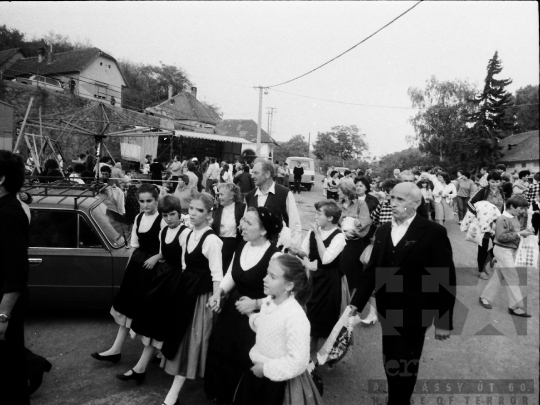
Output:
(231, 241), (279, 299)
(135, 213), (162, 255)
(245, 183), (290, 226)
(211, 202), (245, 240)
(160, 225), (185, 268)
(184, 229), (215, 294)
(381, 231), (407, 267)
(308, 228), (342, 278)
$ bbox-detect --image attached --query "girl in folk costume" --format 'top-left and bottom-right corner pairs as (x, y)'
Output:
(91, 183), (165, 363)
(233, 255), (323, 405)
(116, 195), (189, 384)
(160, 193), (223, 405)
(289, 200), (346, 377)
(205, 207), (282, 404)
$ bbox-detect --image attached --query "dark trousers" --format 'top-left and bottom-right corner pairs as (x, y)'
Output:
(456, 196), (469, 221)
(294, 178), (302, 193)
(0, 301), (29, 405)
(382, 330), (426, 405)
(477, 235), (493, 273)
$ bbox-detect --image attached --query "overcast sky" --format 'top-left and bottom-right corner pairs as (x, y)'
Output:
(2, 1), (538, 158)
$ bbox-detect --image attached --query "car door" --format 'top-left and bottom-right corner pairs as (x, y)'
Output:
(28, 209), (114, 307)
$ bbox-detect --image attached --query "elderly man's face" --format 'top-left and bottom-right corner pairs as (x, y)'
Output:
(251, 162), (269, 187)
(390, 186), (418, 223)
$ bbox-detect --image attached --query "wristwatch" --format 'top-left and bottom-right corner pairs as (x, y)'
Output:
(0, 313), (10, 323)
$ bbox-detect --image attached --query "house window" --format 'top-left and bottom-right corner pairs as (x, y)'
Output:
(533, 162), (539, 167)
(522, 163), (527, 168)
(507, 163), (514, 168)
(94, 84), (108, 100)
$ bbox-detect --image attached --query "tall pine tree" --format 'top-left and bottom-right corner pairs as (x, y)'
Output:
(465, 51), (516, 171)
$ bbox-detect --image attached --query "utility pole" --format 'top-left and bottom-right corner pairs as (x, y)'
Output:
(254, 86), (267, 158)
(266, 107), (277, 137)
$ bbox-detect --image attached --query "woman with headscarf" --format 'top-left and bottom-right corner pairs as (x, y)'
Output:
(205, 207), (282, 405)
(212, 183), (246, 272)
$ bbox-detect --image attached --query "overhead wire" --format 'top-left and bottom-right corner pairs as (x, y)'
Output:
(270, 88), (540, 110)
(264, 0), (424, 88)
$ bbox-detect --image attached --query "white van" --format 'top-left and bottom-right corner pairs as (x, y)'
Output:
(286, 157), (315, 191)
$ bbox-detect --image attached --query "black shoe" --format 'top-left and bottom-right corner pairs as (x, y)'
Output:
(116, 369), (146, 385)
(508, 308), (532, 318)
(91, 352), (121, 363)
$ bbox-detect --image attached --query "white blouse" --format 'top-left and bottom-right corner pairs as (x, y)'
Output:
(219, 204), (237, 238)
(180, 226), (223, 282)
(219, 241), (281, 294)
(300, 227), (346, 269)
(130, 212), (166, 248)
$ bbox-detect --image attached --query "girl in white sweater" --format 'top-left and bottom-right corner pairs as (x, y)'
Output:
(233, 255), (323, 405)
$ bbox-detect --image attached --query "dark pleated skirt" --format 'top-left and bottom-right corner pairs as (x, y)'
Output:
(307, 267), (342, 338)
(204, 289), (257, 404)
(130, 261), (183, 342)
(232, 371), (287, 405)
(112, 248), (157, 320)
(340, 238), (366, 293)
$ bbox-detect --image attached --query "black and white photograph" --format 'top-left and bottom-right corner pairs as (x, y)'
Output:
(0, 1), (538, 404)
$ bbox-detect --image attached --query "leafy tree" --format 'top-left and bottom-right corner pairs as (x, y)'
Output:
(407, 76), (477, 164)
(510, 85), (539, 133)
(465, 51), (516, 170)
(273, 134), (309, 162)
(119, 60), (193, 111)
(313, 125), (368, 163)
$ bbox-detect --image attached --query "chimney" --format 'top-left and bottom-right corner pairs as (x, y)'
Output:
(47, 44), (53, 64)
(37, 47), (46, 63)
(191, 87), (197, 99)
(168, 85), (173, 100)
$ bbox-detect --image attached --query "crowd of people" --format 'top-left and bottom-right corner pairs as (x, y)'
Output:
(1, 147), (539, 405)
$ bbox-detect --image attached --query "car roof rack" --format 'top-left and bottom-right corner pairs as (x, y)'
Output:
(22, 179), (100, 198)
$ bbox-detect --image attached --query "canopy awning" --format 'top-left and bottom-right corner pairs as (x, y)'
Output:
(174, 130), (250, 144)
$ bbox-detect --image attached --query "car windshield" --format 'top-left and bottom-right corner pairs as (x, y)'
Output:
(90, 201), (132, 248)
(291, 160), (312, 170)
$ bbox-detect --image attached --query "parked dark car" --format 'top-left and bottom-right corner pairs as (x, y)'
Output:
(23, 184), (132, 308)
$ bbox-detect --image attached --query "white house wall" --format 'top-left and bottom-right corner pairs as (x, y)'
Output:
(79, 57), (126, 105)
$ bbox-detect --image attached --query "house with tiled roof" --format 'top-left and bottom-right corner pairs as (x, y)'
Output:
(498, 130), (539, 174)
(216, 119), (279, 160)
(0, 48), (25, 79)
(146, 88), (221, 131)
(3, 47), (128, 106)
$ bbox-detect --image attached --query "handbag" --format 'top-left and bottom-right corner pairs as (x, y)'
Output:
(514, 235), (539, 269)
(359, 242), (373, 265)
(317, 306), (361, 367)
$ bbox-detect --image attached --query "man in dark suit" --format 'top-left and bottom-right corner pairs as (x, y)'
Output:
(350, 182), (456, 405)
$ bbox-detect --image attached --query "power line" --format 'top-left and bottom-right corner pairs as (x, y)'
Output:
(264, 0), (424, 88)
(271, 88), (540, 110)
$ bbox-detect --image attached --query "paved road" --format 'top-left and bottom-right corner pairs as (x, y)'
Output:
(26, 175), (539, 405)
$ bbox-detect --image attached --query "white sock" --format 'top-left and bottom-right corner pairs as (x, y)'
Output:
(164, 375), (186, 405)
